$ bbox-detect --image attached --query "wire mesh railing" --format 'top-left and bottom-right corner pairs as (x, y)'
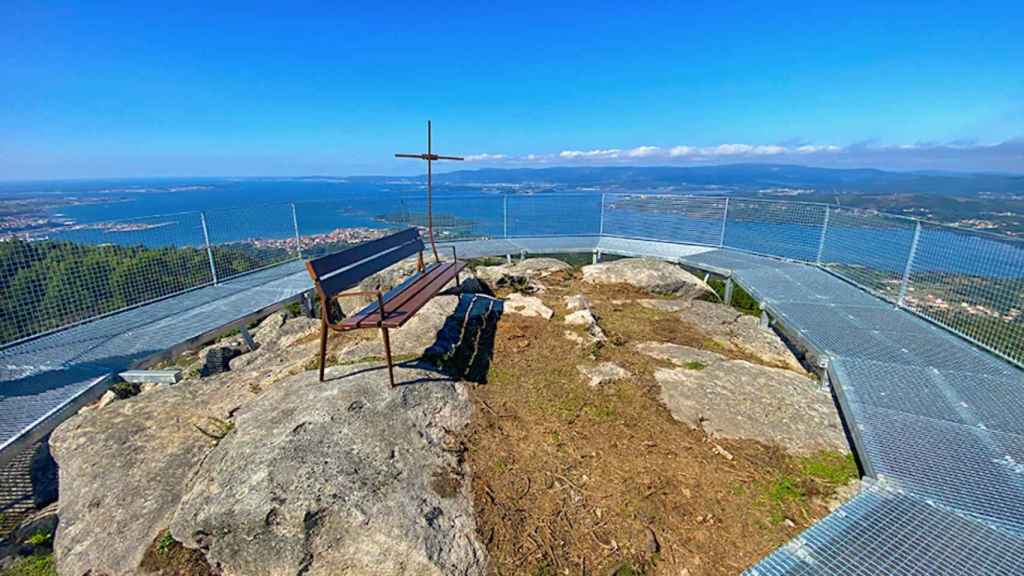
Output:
(602, 194), (726, 245)
(723, 198), (828, 261)
(902, 223), (1024, 366)
(507, 193), (602, 237)
(1, 191), (1022, 368)
(0, 212), (213, 346)
(204, 204), (300, 282)
(818, 208), (920, 302)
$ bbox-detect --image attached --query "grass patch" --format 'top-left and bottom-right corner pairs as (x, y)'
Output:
(156, 530), (176, 555)
(707, 277), (760, 315)
(765, 476), (804, 504)
(0, 554), (56, 576)
(612, 562), (646, 576)
(799, 451), (859, 486)
(684, 360), (706, 370)
(140, 529), (215, 576)
(24, 531), (52, 546)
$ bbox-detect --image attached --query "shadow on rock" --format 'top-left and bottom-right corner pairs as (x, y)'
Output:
(424, 293), (504, 384)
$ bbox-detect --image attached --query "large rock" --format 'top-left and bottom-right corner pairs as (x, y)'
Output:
(564, 308), (607, 343)
(50, 376), (257, 576)
(475, 257), (572, 288)
(681, 301), (803, 372)
(578, 362), (630, 388)
(581, 258), (713, 298)
(170, 365), (486, 576)
(633, 342), (724, 367)
(334, 295), (460, 363)
(642, 344), (845, 454)
(502, 293), (554, 320)
(228, 313), (321, 389)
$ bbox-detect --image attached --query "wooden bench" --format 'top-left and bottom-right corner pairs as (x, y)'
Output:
(305, 228), (466, 386)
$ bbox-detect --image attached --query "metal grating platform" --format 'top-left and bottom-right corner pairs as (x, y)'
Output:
(746, 480), (1024, 575)
(0, 259), (312, 462)
(674, 247), (1024, 572)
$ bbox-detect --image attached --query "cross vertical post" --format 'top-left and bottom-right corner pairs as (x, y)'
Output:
(395, 121), (464, 263)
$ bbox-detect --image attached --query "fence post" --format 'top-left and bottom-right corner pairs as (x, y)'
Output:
(599, 193), (607, 236)
(503, 194), (509, 239)
(816, 206), (830, 265)
(898, 221), (922, 307)
(718, 197), (730, 247)
(290, 203), (302, 259)
(200, 211), (218, 285)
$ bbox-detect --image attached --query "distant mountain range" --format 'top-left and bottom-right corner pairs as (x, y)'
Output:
(426, 164), (1024, 197)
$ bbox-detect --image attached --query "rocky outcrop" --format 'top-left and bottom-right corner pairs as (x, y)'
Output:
(502, 293), (553, 320)
(636, 343), (845, 454)
(633, 342), (724, 367)
(51, 313), (486, 576)
(636, 299), (690, 312)
(581, 258), (713, 298)
(50, 375), (255, 576)
(563, 294), (590, 311)
(562, 303), (607, 344)
(578, 362), (630, 388)
(680, 301), (803, 372)
(475, 258), (572, 289)
(170, 364), (485, 576)
(228, 312), (320, 388)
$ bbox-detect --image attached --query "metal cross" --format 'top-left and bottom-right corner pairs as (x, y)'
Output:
(395, 120), (463, 262)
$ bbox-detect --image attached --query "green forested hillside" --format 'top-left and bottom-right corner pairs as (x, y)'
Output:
(0, 239), (288, 345)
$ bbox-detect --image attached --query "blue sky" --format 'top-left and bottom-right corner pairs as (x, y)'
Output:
(2, 1), (1022, 178)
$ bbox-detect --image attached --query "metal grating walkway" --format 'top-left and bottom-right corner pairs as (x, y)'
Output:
(667, 248), (1024, 574)
(0, 260), (312, 462)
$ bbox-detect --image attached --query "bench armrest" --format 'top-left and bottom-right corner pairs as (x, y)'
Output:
(334, 290), (382, 299)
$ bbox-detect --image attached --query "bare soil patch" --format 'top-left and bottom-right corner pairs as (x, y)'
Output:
(462, 271), (854, 575)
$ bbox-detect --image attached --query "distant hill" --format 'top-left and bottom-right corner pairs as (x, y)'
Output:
(430, 164), (1024, 197)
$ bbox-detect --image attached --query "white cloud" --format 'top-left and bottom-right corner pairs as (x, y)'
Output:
(750, 145), (786, 155)
(701, 144), (785, 156)
(626, 145), (661, 158)
(796, 144), (841, 153)
(559, 148), (622, 159)
(464, 153), (507, 162)
(669, 145), (697, 157)
(706, 144), (754, 156)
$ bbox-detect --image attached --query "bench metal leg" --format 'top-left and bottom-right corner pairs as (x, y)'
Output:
(318, 319), (328, 382)
(380, 326), (395, 387)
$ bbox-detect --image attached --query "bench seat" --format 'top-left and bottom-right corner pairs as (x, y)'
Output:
(305, 228), (465, 386)
(341, 260), (466, 329)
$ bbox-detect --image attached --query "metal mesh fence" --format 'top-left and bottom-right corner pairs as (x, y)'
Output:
(292, 197), (398, 259)
(508, 193), (601, 237)
(204, 204), (300, 281)
(429, 194), (504, 240)
(723, 199), (827, 261)
(2, 193), (1023, 371)
(903, 222), (1024, 366)
(602, 194), (726, 245)
(0, 212), (212, 346)
(819, 208), (918, 301)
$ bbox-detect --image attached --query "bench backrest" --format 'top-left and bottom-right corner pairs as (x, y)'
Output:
(305, 228), (424, 297)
